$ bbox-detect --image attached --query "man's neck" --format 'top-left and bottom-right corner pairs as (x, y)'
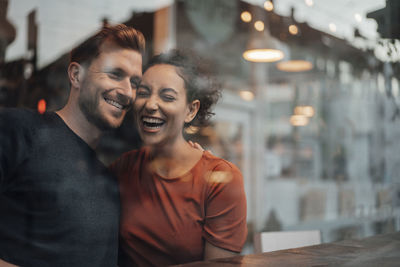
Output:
(56, 107), (102, 149)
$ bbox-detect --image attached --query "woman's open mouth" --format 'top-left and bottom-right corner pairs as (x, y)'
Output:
(141, 116), (165, 130)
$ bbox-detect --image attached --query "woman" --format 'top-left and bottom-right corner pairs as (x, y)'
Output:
(110, 50), (247, 266)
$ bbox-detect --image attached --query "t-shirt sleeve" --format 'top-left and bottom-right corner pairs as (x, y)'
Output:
(202, 161), (247, 253)
(0, 109), (31, 191)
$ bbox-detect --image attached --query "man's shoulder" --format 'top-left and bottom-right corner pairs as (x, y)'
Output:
(0, 108), (55, 129)
(0, 107), (33, 116)
(0, 107), (40, 123)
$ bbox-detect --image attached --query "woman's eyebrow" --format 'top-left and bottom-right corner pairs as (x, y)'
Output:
(130, 76), (141, 86)
(138, 84), (150, 90)
(161, 87), (178, 95)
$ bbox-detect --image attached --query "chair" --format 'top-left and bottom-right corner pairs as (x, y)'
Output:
(253, 230), (321, 253)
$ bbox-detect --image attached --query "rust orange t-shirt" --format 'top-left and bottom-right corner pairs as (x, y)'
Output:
(110, 147), (247, 266)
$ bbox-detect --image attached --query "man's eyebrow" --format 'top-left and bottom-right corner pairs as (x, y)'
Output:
(103, 67), (125, 74)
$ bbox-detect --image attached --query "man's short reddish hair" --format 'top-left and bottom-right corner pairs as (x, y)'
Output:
(70, 24), (145, 66)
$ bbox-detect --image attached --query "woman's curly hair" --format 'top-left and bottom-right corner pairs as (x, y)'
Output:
(143, 49), (221, 127)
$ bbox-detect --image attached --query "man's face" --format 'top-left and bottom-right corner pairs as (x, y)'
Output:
(78, 40), (142, 130)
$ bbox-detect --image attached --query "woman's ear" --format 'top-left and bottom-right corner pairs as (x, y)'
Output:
(185, 99), (200, 123)
(68, 62), (84, 89)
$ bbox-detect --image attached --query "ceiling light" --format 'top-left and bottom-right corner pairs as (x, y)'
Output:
(290, 115), (309, 126)
(277, 60), (313, 72)
(288, 24), (299, 35)
(243, 49), (284, 62)
(305, 0), (314, 7)
(243, 30), (285, 62)
(241, 11), (252, 23)
(294, 106), (315, 117)
(275, 45), (313, 72)
(239, 90), (255, 101)
(264, 1), (274, 11)
(254, 20), (264, 31)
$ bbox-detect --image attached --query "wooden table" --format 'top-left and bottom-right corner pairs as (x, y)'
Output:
(175, 232), (400, 266)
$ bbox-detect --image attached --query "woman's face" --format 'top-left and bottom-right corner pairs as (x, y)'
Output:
(134, 64), (199, 146)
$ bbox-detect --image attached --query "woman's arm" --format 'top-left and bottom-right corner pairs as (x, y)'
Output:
(204, 241), (238, 260)
(0, 258), (19, 267)
(202, 161), (247, 260)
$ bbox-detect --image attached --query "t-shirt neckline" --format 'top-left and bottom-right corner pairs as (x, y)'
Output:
(146, 148), (207, 181)
(51, 112), (97, 155)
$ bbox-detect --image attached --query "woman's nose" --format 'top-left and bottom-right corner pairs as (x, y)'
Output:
(144, 96), (158, 111)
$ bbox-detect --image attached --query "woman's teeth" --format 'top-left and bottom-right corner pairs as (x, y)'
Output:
(142, 117), (165, 128)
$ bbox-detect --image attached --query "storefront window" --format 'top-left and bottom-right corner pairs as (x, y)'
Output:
(1, 0), (399, 255)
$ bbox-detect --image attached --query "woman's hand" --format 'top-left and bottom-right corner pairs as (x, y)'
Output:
(0, 258), (19, 267)
(188, 140), (204, 151)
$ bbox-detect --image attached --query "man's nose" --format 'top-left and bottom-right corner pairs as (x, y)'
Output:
(118, 78), (134, 99)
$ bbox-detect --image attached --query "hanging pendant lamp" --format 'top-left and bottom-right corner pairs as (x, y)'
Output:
(276, 45), (313, 72)
(243, 28), (284, 63)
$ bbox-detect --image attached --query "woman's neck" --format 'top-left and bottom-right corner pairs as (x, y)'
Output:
(148, 134), (186, 157)
(147, 137), (203, 179)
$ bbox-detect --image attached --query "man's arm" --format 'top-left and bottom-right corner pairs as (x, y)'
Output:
(0, 110), (22, 266)
(0, 109), (28, 189)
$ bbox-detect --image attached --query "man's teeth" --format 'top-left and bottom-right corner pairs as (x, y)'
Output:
(105, 99), (123, 109)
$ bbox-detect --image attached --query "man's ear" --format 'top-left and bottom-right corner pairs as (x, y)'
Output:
(185, 100), (200, 124)
(68, 62), (84, 88)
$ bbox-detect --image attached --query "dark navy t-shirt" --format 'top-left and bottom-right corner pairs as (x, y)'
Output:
(0, 108), (120, 267)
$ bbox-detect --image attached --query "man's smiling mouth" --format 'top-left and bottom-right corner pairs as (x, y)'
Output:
(105, 97), (124, 109)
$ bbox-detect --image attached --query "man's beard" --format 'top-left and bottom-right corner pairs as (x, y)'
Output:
(78, 89), (115, 131)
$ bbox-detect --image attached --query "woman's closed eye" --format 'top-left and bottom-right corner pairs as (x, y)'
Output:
(161, 94), (176, 102)
(160, 88), (177, 102)
(136, 86), (151, 97)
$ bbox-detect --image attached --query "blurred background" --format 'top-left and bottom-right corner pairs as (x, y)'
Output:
(1, 0), (399, 254)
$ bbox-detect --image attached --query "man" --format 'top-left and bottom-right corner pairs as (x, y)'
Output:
(0, 24), (145, 266)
